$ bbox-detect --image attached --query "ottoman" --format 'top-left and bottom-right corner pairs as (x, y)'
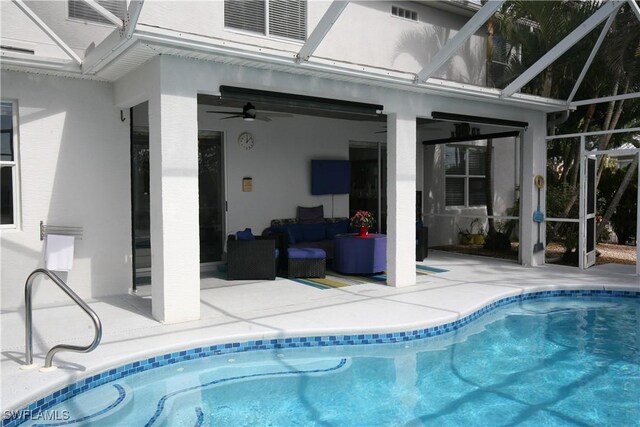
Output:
(288, 247), (326, 278)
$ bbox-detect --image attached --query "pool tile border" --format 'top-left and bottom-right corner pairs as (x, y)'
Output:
(3, 289), (638, 426)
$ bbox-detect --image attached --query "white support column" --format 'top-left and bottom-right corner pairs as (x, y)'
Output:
(148, 56), (200, 323)
(387, 112), (416, 287)
(519, 113), (547, 267)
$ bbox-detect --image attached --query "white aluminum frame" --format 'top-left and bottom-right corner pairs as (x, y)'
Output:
(297, 0), (349, 62)
(0, 99), (21, 229)
(546, 128), (640, 275)
(567, 13), (616, 105)
(628, 0), (640, 22)
(11, 0), (82, 65)
(415, 0), (504, 83)
(125, 0), (144, 39)
(80, 0), (123, 28)
(502, 0), (624, 98)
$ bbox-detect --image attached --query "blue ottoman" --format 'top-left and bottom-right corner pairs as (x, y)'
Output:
(288, 247), (326, 278)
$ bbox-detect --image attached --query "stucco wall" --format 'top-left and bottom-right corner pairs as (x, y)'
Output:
(422, 123), (520, 246)
(0, 70), (131, 310)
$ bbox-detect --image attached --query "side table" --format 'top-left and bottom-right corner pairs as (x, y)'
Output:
(333, 234), (387, 274)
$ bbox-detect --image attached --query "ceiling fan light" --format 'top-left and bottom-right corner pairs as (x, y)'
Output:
(243, 116), (255, 122)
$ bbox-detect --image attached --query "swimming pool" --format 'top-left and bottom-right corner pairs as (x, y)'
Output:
(12, 293), (640, 426)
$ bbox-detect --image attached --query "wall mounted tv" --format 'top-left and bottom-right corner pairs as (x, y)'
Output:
(311, 160), (351, 195)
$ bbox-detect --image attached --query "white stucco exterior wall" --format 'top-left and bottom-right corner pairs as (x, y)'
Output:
(0, 70), (131, 310)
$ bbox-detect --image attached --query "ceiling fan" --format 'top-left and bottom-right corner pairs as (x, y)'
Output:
(206, 102), (292, 122)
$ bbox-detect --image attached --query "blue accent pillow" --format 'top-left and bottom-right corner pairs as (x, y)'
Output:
(270, 225), (294, 244)
(302, 223), (326, 242)
(325, 219), (349, 239)
(236, 228), (255, 241)
(286, 224), (305, 243)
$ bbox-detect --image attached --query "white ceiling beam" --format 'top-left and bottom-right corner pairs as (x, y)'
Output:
(125, 0), (144, 39)
(414, 0), (504, 83)
(80, 0), (123, 28)
(11, 0), (82, 65)
(296, 0), (349, 62)
(502, 0), (623, 98)
(567, 12), (616, 105)
(628, 0), (640, 22)
(546, 126), (640, 141)
(82, 29), (135, 74)
(571, 92), (640, 107)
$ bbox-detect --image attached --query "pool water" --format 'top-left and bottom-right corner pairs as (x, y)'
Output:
(25, 297), (640, 426)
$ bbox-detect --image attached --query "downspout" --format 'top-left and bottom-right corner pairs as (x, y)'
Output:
(546, 110), (570, 136)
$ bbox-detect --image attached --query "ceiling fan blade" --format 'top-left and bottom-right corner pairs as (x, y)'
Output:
(255, 115), (272, 122)
(219, 115), (242, 120)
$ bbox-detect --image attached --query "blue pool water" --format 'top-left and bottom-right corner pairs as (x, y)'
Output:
(22, 296), (640, 426)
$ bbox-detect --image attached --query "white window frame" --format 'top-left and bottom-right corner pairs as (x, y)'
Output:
(445, 144), (487, 208)
(223, 0), (307, 43)
(1, 99), (20, 229)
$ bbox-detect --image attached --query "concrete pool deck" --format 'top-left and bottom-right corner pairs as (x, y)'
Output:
(1, 251), (638, 415)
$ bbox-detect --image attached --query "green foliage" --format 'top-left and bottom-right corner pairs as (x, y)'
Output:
(598, 162), (638, 243)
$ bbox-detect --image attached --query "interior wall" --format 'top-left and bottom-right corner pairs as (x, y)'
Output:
(0, 70), (131, 311)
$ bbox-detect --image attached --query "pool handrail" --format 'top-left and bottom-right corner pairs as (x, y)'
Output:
(24, 268), (102, 368)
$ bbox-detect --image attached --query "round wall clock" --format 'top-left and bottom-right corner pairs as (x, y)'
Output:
(237, 132), (255, 150)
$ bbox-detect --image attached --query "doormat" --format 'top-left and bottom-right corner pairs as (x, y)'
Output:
(290, 264), (448, 290)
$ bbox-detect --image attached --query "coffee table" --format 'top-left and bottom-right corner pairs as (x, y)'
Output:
(333, 234), (386, 274)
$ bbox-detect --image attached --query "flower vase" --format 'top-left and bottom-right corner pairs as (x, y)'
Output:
(358, 226), (369, 237)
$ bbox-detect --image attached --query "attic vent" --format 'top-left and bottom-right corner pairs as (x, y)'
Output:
(68, 0), (125, 26)
(391, 5), (417, 21)
(224, 0), (307, 41)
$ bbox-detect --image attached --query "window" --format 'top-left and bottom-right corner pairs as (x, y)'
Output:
(391, 5), (417, 21)
(224, 0), (307, 41)
(445, 145), (487, 207)
(1, 101), (18, 227)
(68, 0), (126, 26)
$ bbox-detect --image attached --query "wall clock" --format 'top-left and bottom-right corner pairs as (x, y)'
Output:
(237, 132), (255, 150)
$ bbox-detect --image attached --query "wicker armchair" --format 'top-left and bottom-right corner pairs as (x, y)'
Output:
(226, 235), (277, 280)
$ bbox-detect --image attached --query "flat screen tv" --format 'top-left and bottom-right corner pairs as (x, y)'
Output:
(311, 160), (351, 195)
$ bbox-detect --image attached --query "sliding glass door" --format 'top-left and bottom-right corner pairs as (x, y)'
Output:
(130, 103), (226, 288)
(349, 142), (387, 234)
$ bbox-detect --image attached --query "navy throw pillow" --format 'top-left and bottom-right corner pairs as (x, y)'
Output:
(236, 228), (255, 241)
(287, 224), (305, 243)
(325, 219), (349, 239)
(297, 205), (324, 224)
(302, 223), (326, 242)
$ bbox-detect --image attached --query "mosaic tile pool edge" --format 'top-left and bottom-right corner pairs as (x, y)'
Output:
(3, 289), (639, 426)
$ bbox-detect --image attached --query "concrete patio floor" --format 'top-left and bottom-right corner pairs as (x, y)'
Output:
(1, 251), (638, 414)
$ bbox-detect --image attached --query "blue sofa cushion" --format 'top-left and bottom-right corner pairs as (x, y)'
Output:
(236, 228), (256, 241)
(288, 247), (326, 259)
(302, 223), (326, 242)
(325, 219), (349, 239)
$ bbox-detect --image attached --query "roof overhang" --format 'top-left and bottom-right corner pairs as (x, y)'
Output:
(5, 0), (637, 113)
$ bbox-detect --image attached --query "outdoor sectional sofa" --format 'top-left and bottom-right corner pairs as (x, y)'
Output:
(263, 217), (350, 263)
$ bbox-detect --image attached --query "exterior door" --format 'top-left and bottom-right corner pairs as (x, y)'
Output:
(583, 155), (597, 268)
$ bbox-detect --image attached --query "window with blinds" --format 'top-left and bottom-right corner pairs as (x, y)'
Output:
(224, 0), (306, 41)
(269, 0), (306, 41)
(68, 0), (126, 25)
(445, 145), (487, 207)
